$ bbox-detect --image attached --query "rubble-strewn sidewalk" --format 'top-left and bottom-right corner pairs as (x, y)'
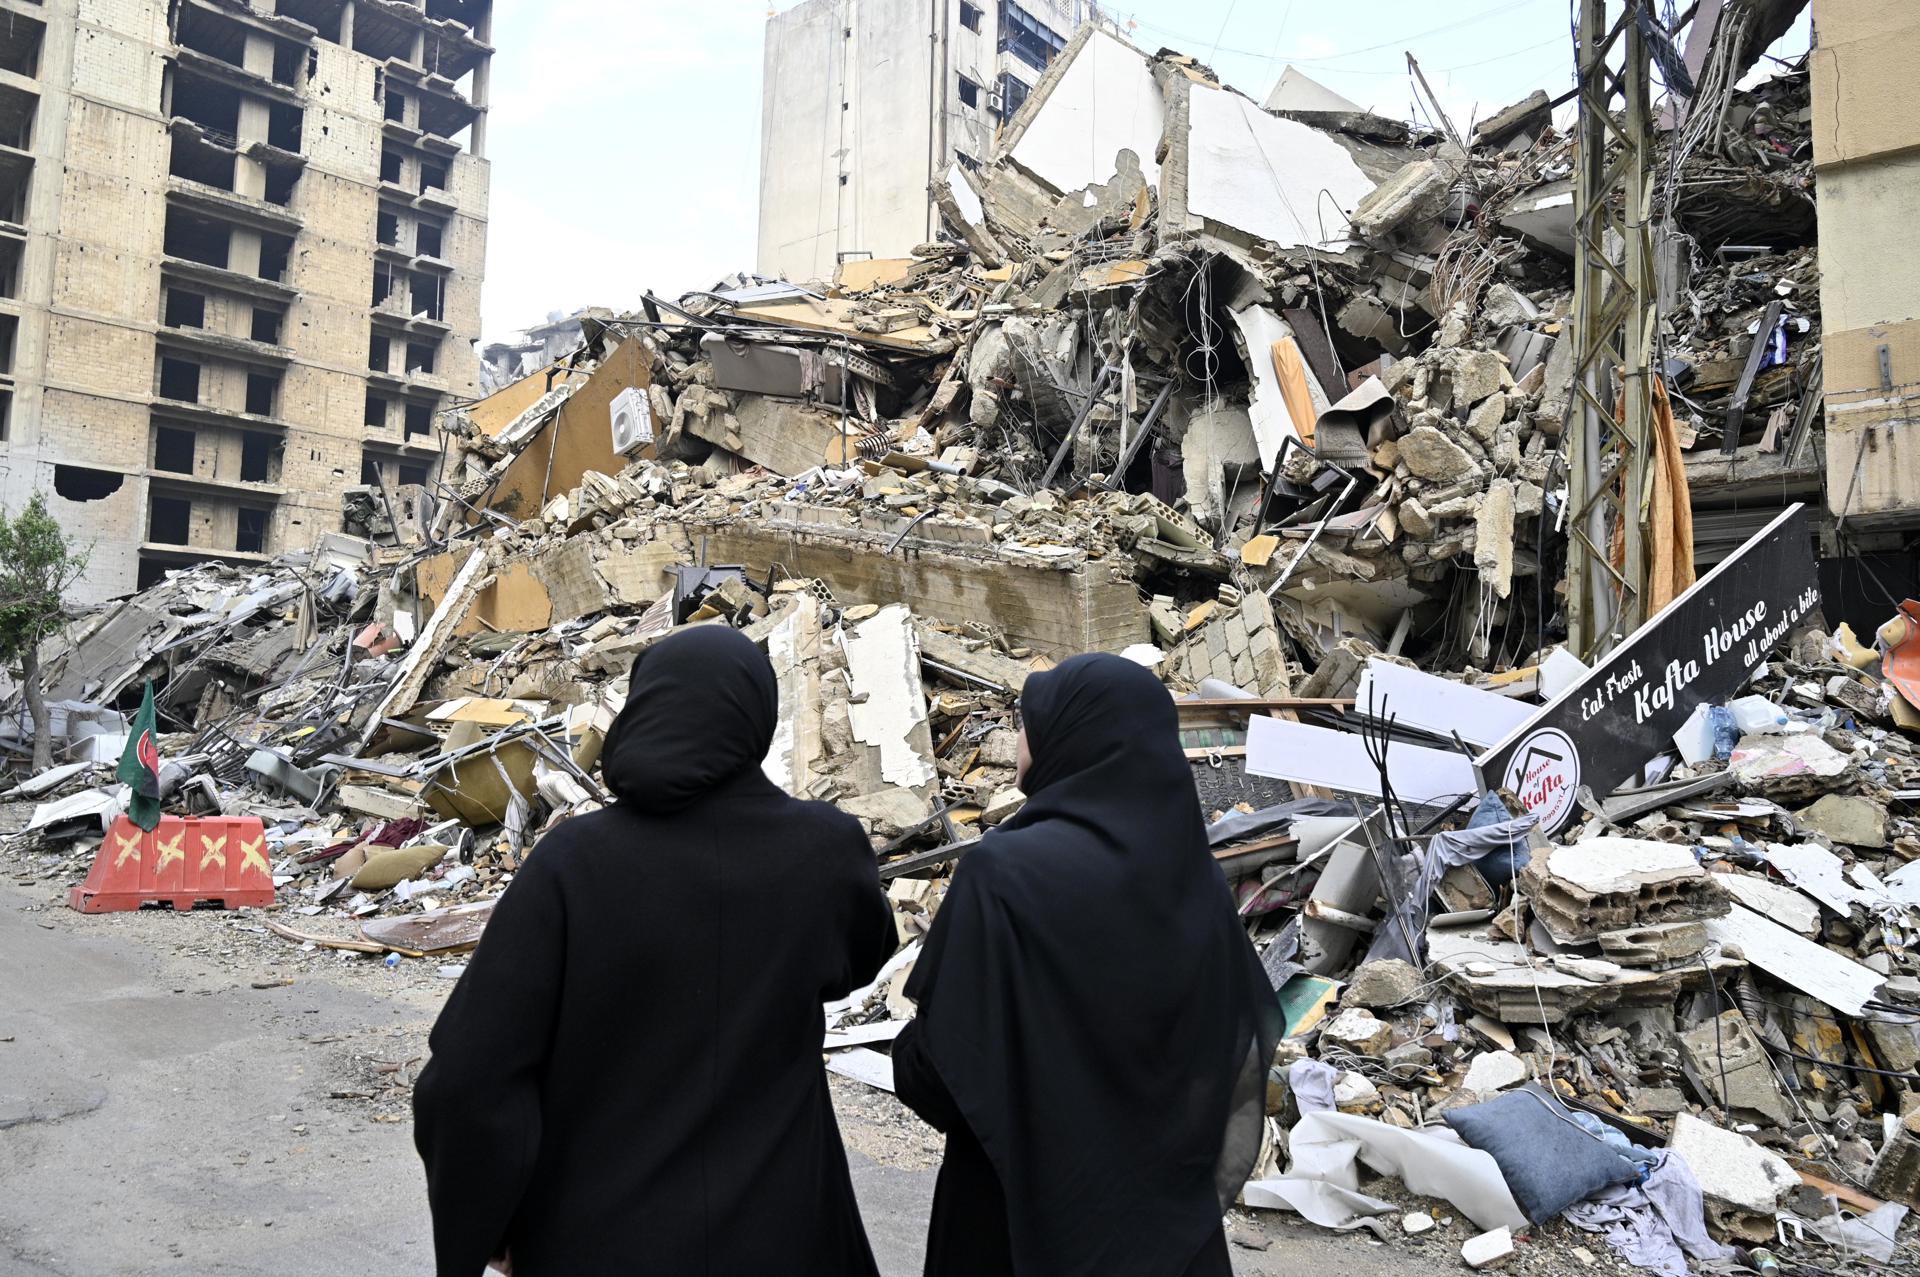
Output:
(3, 16), (1916, 1277)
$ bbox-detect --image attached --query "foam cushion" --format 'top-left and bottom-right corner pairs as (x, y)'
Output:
(1443, 1085), (1642, 1223)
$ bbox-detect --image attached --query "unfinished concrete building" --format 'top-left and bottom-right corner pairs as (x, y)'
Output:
(0, 0), (491, 602)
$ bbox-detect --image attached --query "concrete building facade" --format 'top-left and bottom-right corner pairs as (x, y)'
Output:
(1812, 0), (1920, 530)
(0, 0), (492, 603)
(757, 0), (1095, 284)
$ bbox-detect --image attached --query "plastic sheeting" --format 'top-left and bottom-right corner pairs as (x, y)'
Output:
(1253, 1111), (1529, 1234)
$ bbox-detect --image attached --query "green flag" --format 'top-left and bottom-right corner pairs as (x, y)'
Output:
(117, 680), (162, 832)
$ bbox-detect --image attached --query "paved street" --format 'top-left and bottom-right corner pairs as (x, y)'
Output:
(0, 880), (1448, 1277)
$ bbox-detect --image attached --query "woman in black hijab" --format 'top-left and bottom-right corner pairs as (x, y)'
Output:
(893, 653), (1281, 1277)
(414, 625), (895, 1277)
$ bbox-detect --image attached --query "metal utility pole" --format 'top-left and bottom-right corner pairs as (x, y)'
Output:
(1566, 0), (1658, 659)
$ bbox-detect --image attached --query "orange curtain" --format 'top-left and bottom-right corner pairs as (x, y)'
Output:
(1612, 376), (1696, 618)
(1271, 337), (1318, 446)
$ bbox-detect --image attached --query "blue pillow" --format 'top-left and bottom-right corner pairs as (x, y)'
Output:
(1443, 1086), (1642, 1223)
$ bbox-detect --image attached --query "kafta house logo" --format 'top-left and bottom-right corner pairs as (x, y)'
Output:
(1503, 728), (1580, 829)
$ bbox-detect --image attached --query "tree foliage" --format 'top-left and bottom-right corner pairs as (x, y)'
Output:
(0, 492), (88, 667)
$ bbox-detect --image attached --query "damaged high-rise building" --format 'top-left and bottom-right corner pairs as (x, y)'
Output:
(0, 0), (491, 602)
(757, 0), (1101, 283)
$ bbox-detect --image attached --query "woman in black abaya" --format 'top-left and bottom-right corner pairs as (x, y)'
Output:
(414, 626), (895, 1277)
(893, 653), (1282, 1277)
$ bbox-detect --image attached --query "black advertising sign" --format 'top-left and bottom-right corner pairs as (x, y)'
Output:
(1477, 504), (1820, 833)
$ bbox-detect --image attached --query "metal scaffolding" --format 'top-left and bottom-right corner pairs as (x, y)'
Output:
(1566, 0), (1659, 659)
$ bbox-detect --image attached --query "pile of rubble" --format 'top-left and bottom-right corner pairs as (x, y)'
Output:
(3, 13), (1916, 1275)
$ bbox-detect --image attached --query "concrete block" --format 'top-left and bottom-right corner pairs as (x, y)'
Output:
(1462, 1227), (1514, 1269)
(1474, 479), (1516, 599)
(1398, 426), (1477, 482)
(1596, 920), (1708, 968)
(1480, 284), (1540, 331)
(532, 538), (614, 622)
(1634, 1086), (1688, 1118)
(1866, 1129), (1920, 1208)
(1680, 1012), (1792, 1127)
(1322, 1008), (1393, 1056)
(1523, 838), (1727, 944)
(1345, 959), (1422, 1009)
(981, 787), (1026, 827)
(1668, 1113), (1798, 1215)
(1473, 91), (1551, 148)
(842, 788), (931, 838)
(1452, 350), (1506, 408)
(1793, 794), (1888, 849)
(1350, 159), (1452, 239)
(1334, 1071), (1380, 1109)
(1865, 1018), (1920, 1073)
(1462, 1050), (1528, 1094)
(1466, 392), (1508, 443)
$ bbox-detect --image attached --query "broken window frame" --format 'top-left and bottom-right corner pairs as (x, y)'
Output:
(996, 1), (1064, 72)
(996, 72), (1030, 121)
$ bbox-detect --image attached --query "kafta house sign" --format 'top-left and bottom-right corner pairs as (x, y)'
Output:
(1478, 504), (1820, 833)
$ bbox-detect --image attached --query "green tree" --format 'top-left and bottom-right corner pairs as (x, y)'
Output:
(0, 494), (89, 772)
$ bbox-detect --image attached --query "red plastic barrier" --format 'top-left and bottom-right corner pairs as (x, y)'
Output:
(68, 815), (276, 913)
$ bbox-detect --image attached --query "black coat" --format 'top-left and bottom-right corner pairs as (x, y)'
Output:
(414, 626), (896, 1277)
(897, 654), (1281, 1277)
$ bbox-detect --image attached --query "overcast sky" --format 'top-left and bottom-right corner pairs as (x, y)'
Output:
(477, 0), (1811, 345)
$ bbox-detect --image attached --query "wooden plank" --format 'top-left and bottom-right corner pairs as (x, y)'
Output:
(266, 919), (425, 959)
(730, 298), (945, 355)
(1796, 1170), (1884, 1216)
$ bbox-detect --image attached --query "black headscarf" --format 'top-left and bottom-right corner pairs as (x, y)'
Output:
(415, 621), (893, 1277)
(599, 624), (777, 812)
(903, 654), (1281, 1276)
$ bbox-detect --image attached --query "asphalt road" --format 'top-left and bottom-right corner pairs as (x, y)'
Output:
(0, 878), (1481, 1277)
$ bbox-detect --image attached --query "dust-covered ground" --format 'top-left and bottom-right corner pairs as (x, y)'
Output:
(1, 832), (1623, 1277)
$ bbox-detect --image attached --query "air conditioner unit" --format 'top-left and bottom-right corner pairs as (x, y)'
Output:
(609, 387), (654, 455)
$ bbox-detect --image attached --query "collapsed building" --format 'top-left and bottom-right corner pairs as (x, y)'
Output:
(5, 3), (1920, 1271)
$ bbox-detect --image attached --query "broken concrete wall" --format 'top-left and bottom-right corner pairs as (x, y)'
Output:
(648, 516), (1146, 659)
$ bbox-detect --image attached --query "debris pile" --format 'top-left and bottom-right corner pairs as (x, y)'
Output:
(3, 14), (1916, 1274)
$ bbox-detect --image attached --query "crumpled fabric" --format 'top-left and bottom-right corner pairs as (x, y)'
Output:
(1287, 1059), (1340, 1116)
(1368, 811), (1541, 966)
(1567, 1111), (1660, 1167)
(1563, 1150), (1734, 1277)
(1425, 812), (1539, 892)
